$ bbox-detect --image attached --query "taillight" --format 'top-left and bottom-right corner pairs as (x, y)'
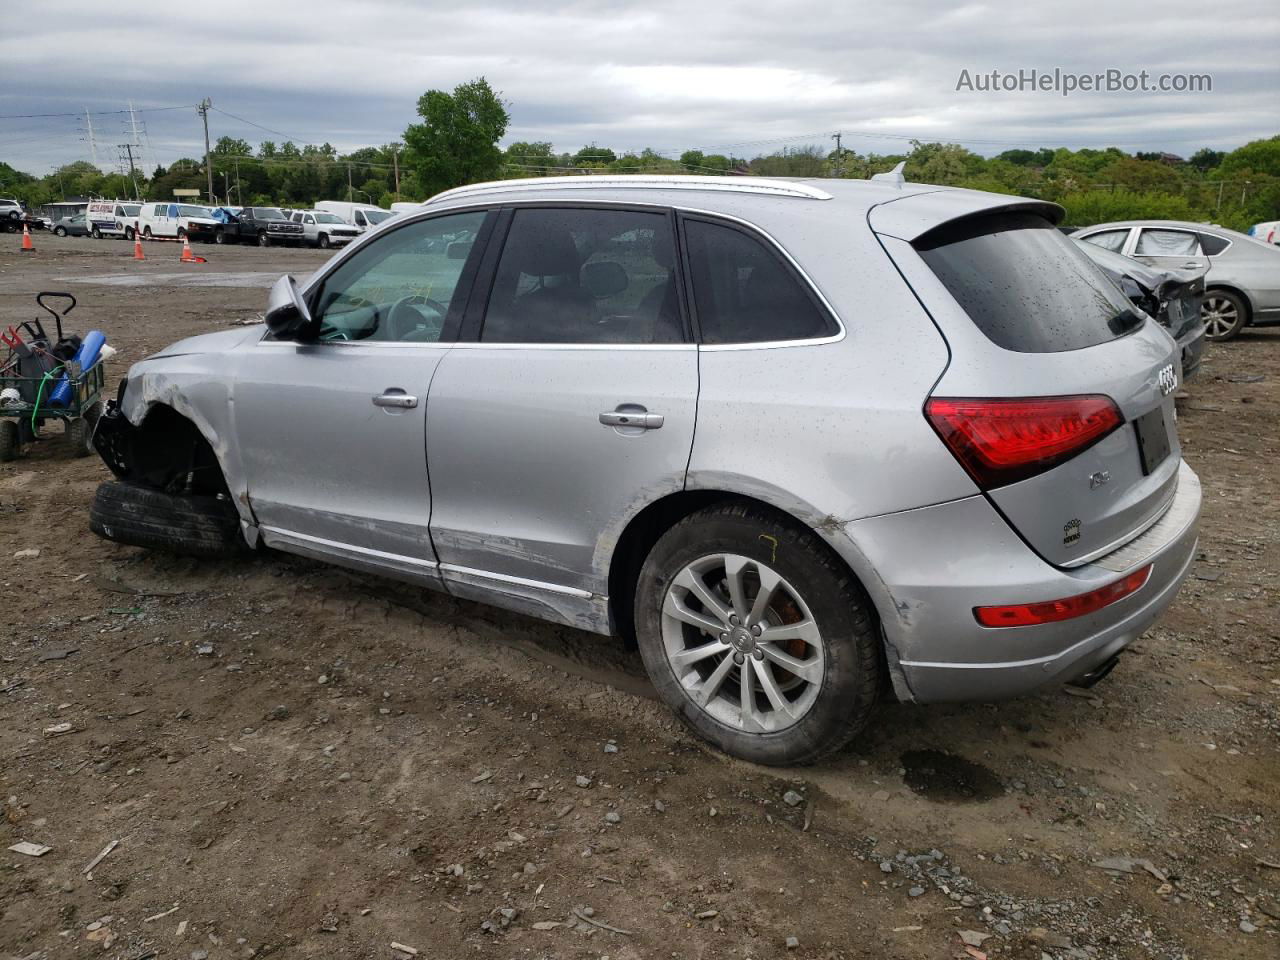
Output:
(925, 395), (1122, 488)
(974, 565), (1151, 627)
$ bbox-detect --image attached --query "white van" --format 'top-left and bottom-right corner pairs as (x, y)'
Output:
(314, 200), (396, 233)
(1249, 221), (1280, 245)
(136, 202), (222, 243)
(86, 200), (143, 239)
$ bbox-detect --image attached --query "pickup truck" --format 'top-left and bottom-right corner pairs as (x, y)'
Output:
(289, 210), (362, 249)
(214, 206), (305, 246)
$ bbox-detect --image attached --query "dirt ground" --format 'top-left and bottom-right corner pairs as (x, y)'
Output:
(1, 233), (1277, 960)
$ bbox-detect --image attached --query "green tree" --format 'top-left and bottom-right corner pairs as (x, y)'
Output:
(1188, 147), (1224, 172)
(573, 143), (616, 166)
(403, 76), (510, 197)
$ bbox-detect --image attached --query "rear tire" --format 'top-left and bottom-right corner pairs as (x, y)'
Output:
(55, 226), (67, 237)
(89, 480), (244, 558)
(63, 402), (100, 457)
(1202, 290), (1247, 341)
(0, 420), (20, 462)
(634, 503), (881, 766)
(91, 227), (102, 240)
(124, 227), (135, 241)
(214, 229), (226, 245)
(143, 227), (152, 239)
(176, 228), (187, 240)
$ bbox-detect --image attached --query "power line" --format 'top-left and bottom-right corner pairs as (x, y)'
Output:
(208, 106), (307, 144)
(0, 104), (195, 121)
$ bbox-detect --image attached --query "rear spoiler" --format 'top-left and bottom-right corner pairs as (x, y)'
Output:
(869, 190), (1065, 243)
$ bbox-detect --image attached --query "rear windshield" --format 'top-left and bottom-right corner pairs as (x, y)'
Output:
(916, 213), (1143, 353)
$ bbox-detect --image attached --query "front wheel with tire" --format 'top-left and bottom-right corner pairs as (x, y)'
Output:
(318, 234), (331, 249)
(1202, 290), (1247, 341)
(635, 503), (881, 766)
(89, 480), (244, 558)
(258, 231), (270, 247)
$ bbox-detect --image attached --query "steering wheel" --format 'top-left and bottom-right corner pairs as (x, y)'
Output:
(387, 295), (448, 341)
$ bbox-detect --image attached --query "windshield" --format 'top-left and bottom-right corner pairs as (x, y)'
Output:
(917, 213), (1143, 353)
(364, 209), (393, 224)
(254, 208), (287, 220)
(313, 213), (344, 224)
(178, 205), (213, 218)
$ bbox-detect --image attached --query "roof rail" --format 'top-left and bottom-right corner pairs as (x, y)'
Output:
(427, 175), (833, 204)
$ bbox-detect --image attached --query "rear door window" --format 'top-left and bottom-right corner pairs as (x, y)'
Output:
(1198, 232), (1230, 256)
(1134, 229), (1201, 256)
(916, 213), (1141, 353)
(480, 207), (684, 344)
(683, 218), (835, 344)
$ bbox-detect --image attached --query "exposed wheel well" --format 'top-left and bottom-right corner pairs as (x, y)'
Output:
(1205, 284), (1253, 323)
(129, 405), (230, 498)
(607, 490), (877, 648)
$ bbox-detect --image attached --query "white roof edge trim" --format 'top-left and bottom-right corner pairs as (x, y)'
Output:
(426, 175), (833, 204)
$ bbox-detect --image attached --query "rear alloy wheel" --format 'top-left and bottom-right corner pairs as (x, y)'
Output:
(91, 226), (102, 239)
(54, 226), (67, 237)
(124, 227), (135, 241)
(636, 503), (881, 765)
(1202, 290), (1247, 341)
(213, 229), (226, 245)
(143, 227), (152, 239)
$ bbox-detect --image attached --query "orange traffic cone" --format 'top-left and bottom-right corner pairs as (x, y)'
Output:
(179, 235), (205, 264)
(19, 223), (34, 253)
(132, 229), (145, 261)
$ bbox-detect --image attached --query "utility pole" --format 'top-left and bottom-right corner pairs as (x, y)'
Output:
(831, 132), (843, 177)
(119, 143), (139, 200)
(347, 163), (353, 202)
(224, 172), (230, 204)
(197, 98), (214, 204)
(234, 157), (241, 205)
(391, 145), (400, 199)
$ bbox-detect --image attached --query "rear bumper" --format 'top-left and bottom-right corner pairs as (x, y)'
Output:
(838, 460), (1201, 703)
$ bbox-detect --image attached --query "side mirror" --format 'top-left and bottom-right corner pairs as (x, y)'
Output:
(264, 274), (313, 339)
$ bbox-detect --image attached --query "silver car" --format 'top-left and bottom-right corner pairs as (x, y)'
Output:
(1072, 220), (1280, 341)
(89, 175), (1201, 765)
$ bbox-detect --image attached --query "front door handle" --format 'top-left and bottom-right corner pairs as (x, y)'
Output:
(600, 407), (663, 430)
(373, 390), (418, 409)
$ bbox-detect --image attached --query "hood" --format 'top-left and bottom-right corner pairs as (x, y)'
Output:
(144, 325), (262, 361)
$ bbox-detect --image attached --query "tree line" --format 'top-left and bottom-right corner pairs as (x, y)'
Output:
(3, 77), (1277, 231)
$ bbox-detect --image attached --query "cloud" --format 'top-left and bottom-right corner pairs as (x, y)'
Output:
(1, 0), (1276, 174)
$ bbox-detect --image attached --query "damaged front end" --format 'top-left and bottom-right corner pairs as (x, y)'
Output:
(92, 379), (233, 499)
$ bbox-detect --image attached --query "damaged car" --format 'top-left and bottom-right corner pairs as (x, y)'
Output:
(1074, 239), (1206, 379)
(89, 175), (1201, 766)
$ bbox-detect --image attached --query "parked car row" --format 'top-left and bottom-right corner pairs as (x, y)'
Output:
(38, 200), (404, 248)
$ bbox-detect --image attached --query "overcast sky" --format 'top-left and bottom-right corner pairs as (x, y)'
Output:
(2, 0), (1276, 176)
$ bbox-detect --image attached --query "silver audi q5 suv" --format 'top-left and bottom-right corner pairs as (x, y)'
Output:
(90, 174), (1201, 765)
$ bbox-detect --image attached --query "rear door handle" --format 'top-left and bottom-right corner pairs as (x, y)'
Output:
(600, 408), (663, 430)
(373, 390), (418, 409)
